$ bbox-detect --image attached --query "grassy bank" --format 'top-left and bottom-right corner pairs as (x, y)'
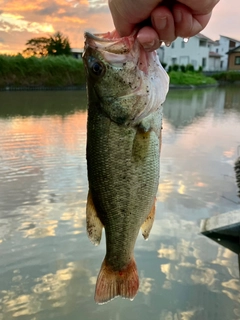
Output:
(0, 54), (217, 88)
(0, 54), (85, 88)
(169, 71), (217, 86)
(212, 71), (240, 83)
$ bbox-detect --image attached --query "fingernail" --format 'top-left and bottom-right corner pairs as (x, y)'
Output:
(174, 10), (182, 23)
(141, 40), (156, 51)
(153, 16), (167, 30)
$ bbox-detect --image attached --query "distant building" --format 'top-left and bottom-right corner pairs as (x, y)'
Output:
(157, 46), (164, 63)
(159, 33), (220, 71)
(214, 35), (240, 70)
(157, 33), (240, 72)
(71, 48), (83, 60)
(227, 45), (240, 70)
(209, 51), (222, 71)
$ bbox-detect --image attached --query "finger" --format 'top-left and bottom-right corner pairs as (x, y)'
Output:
(108, 0), (135, 36)
(137, 26), (161, 51)
(173, 3), (212, 38)
(192, 12), (212, 34)
(177, 0), (220, 15)
(151, 6), (176, 44)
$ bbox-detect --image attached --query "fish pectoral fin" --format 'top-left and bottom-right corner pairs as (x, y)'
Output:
(141, 201), (156, 240)
(86, 190), (104, 246)
(95, 257), (139, 304)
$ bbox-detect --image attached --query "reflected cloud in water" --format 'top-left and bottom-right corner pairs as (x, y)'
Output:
(18, 220), (58, 238)
(1, 261), (94, 319)
(0, 87), (240, 319)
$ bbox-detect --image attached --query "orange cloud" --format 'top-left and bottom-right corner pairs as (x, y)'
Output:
(48, 16), (86, 24)
(0, 0), (45, 12)
(0, 13), (54, 33)
(57, 8), (66, 14)
(54, 0), (89, 8)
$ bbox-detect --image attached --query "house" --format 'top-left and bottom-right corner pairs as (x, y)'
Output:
(159, 33), (221, 71)
(214, 35), (240, 70)
(226, 45), (240, 70)
(209, 51), (222, 71)
(71, 48), (83, 59)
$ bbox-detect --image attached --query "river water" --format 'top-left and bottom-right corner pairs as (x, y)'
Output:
(0, 87), (239, 320)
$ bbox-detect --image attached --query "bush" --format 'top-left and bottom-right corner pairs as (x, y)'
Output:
(180, 65), (186, 73)
(0, 54), (85, 87)
(198, 66), (203, 73)
(186, 64), (195, 72)
(172, 64), (179, 71)
(169, 70), (217, 86)
(212, 71), (240, 82)
(168, 66), (172, 73)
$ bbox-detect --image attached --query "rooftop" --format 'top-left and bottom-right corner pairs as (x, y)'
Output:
(220, 35), (240, 42)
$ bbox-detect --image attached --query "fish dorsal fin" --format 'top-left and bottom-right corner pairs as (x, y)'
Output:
(141, 201), (156, 240)
(86, 190), (104, 246)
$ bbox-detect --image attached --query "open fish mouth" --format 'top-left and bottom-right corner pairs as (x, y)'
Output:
(84, 30), (121, 42)
(84, 29), (138, 42)
(84, 30), (137, 55)
(83, 28), (169, 124)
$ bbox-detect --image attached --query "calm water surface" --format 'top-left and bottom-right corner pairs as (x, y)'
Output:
(0, 88), (240, 320)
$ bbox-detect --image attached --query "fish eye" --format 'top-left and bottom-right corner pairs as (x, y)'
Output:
(91, 61), (105, 76)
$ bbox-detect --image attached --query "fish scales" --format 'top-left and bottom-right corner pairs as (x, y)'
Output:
(87, 110), (161, 264)
(83, 30), (169, 304)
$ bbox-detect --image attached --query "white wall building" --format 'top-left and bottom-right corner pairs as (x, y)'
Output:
(158, 33), (222, 71)
(213, 35), (240, 70)
(71, 48), (83, 59)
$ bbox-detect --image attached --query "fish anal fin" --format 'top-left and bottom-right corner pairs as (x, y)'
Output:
(141, 201), (156, 240)
(86, 190), (103, 246)
(94, 257), (139, 304)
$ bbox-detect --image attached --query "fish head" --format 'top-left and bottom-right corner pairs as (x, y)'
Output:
(83, 31), (169, 125)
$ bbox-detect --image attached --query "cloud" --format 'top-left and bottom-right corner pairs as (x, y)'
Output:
(0, 0), (112, 53)
(0, 36), (9, 52)
(0, 0), (46, 13)
(0, 43), (8, 48)
(37, 4), (60, 16)
(0, 13), (54, 33)
(87, 0), (110, 13)
(46, 16), (86, 24)
(88, 0), (108, 8)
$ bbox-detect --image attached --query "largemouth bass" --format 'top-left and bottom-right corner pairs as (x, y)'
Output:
(83, 30), (169, 304)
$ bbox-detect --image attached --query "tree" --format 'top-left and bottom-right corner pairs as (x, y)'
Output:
(23, 32), (71, 57)
(23, 37), (50, 57)
(47, 32), (71, 56)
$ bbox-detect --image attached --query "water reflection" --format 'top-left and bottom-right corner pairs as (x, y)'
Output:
(0, 91), (87, 117)
(0, 87), (240, 319)
(1, 261), (94, 319)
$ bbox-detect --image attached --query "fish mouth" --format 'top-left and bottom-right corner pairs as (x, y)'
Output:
(84, 31), (121, 43)
(84, 30), (137, 42)
(84, 30), (138, 55)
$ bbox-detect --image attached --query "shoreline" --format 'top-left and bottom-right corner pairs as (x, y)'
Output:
(0, 85), (86, 92)
(0, 83), (221, 92)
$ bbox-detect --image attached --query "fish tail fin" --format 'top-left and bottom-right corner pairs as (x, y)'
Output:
(94, 257), (139, 304)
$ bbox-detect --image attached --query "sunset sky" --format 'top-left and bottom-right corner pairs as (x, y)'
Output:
(0, 0), (238, 54)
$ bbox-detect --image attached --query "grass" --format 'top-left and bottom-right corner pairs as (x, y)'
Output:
(0, 54), (85, 87)
(169, 71), (217, 86)
(0, 54), (218, 88)
(212, 71), (240, 82)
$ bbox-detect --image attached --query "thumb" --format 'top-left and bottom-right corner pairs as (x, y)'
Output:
(108, 0), (135, 36)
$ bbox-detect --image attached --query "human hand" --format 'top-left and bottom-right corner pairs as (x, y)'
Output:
(108, 0), (220, 51)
